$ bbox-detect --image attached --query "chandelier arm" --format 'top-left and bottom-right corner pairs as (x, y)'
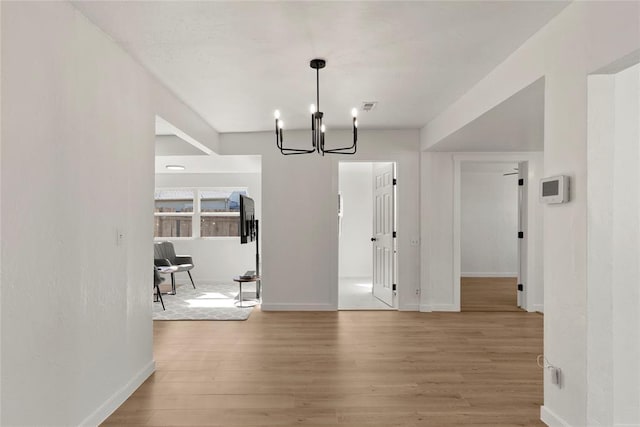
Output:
(323, 144), (357, 153)
(311, 114), (316, 149)
(323, 150), (356, 155)
(275, 119), (281, 150)
(278, 136), (316, 154)
(278, 131), (315, 154)
(280, 149), (316, 155)
(324, 136), (357, 151)
(323, 147), (356, 154)
(279, 146), (316, 152)
(275, 117), (315, 154)
(320, 120), (358, 155)
(319, 127), (322, 154)
(323, 143), (357, 154)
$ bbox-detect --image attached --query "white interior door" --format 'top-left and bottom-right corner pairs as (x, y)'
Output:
(372, 163), (395, 307)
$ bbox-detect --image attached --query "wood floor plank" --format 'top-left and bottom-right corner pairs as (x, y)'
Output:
(103, 310), (543, 426)
(461, 277), (522, 312)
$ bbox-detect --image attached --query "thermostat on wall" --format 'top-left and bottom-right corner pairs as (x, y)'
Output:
(540, 175), (570, 204)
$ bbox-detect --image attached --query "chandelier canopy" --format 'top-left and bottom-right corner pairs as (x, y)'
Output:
(274, 59), (358, 156)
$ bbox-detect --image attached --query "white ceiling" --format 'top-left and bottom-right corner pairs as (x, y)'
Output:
(73, 1), (568, 133)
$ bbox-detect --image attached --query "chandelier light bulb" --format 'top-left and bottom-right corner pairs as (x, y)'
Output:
(321, 124), (326, 133)
(310, 104), (316, 114)
(278, 120), (284, 129)
(274, 110), (280, 119)
(354, 119), (358, 128)
(351, 107), (358, 118)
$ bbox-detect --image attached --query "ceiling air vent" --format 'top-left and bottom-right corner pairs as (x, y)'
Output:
(361, 101), (378, 112)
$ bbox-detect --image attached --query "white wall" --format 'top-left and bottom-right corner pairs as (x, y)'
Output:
(155, 172), (261, 282)
(460, 164), (518, 277)
(420, 3), (639, 425)
(0, 2), (3, 421)
(0, 2), (219, 425)
(610, 63), (640, 427)
(420, 152), (454, 310)
(587, 63), (640, 426)
(420, 152), (543, 312)
(219, 129), (421, 311)
(339, 163), (373, 279)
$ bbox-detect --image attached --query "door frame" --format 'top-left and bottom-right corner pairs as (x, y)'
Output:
(452, 152), (543, 312)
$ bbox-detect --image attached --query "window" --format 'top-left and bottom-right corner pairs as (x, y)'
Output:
(199, 190), (245, 237)
(154, 188), (248, 238)
(154, 190), (194, 238)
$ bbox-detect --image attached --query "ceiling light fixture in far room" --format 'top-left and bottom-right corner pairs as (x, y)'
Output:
(165, 165), (185, 171)
(274, 58), (358, 156)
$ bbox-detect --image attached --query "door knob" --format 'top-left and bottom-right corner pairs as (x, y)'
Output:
(371, 237), (377, 242)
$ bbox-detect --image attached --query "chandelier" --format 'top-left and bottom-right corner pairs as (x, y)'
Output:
(274, 59), (358, 156)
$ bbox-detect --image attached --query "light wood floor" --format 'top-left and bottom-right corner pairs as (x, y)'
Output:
(103, 310), (543, 426)
(461, 277), (522, 312)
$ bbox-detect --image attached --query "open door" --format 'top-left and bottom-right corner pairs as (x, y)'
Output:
(372, 162), (395, 307)
(517, 162), (527, 309)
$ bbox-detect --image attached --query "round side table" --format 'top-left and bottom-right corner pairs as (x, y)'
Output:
(232, 276), (260, 307)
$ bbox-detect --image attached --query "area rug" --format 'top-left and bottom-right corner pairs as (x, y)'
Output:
(153, 282), (257, 321)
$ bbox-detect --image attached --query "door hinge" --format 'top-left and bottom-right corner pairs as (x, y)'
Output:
(392, 284), (397, 291)
(518, 231), (524, 239)
(518, 178), (524, 186)
(393, 178), (397, 186)
(393, 231), (397, 238)
(517, 283), (524, 291)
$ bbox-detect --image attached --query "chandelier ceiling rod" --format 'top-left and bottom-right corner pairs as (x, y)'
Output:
(274, 58), (358, 156)
(315, 61), (320, 112)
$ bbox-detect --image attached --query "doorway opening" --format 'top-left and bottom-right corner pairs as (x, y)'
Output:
(338, 162), (397, 310)
(153, 115), (263, 318)
(459, 161), (523, 312)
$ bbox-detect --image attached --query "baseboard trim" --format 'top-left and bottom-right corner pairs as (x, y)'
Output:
(399, 304), (419, 312)
(261, 303), (336, 311)
(531, 304), (544, 313)
(419, 304), (432, 312)
(541, 406), (571, 427)
(461, 272), (518, 278)
(81, 359), (155, 427)
(428, 304), (459, 312)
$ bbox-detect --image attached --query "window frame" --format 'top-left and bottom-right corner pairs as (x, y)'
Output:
(154, 187), (249, 240)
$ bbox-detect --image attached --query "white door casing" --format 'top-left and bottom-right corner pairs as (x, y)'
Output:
(453, 153), (538, 312)
(517, 162), (528, 309)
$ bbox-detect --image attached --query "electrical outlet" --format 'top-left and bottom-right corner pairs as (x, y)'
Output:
(415, 288), (421, 295)
(410, 238), (419, 246)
